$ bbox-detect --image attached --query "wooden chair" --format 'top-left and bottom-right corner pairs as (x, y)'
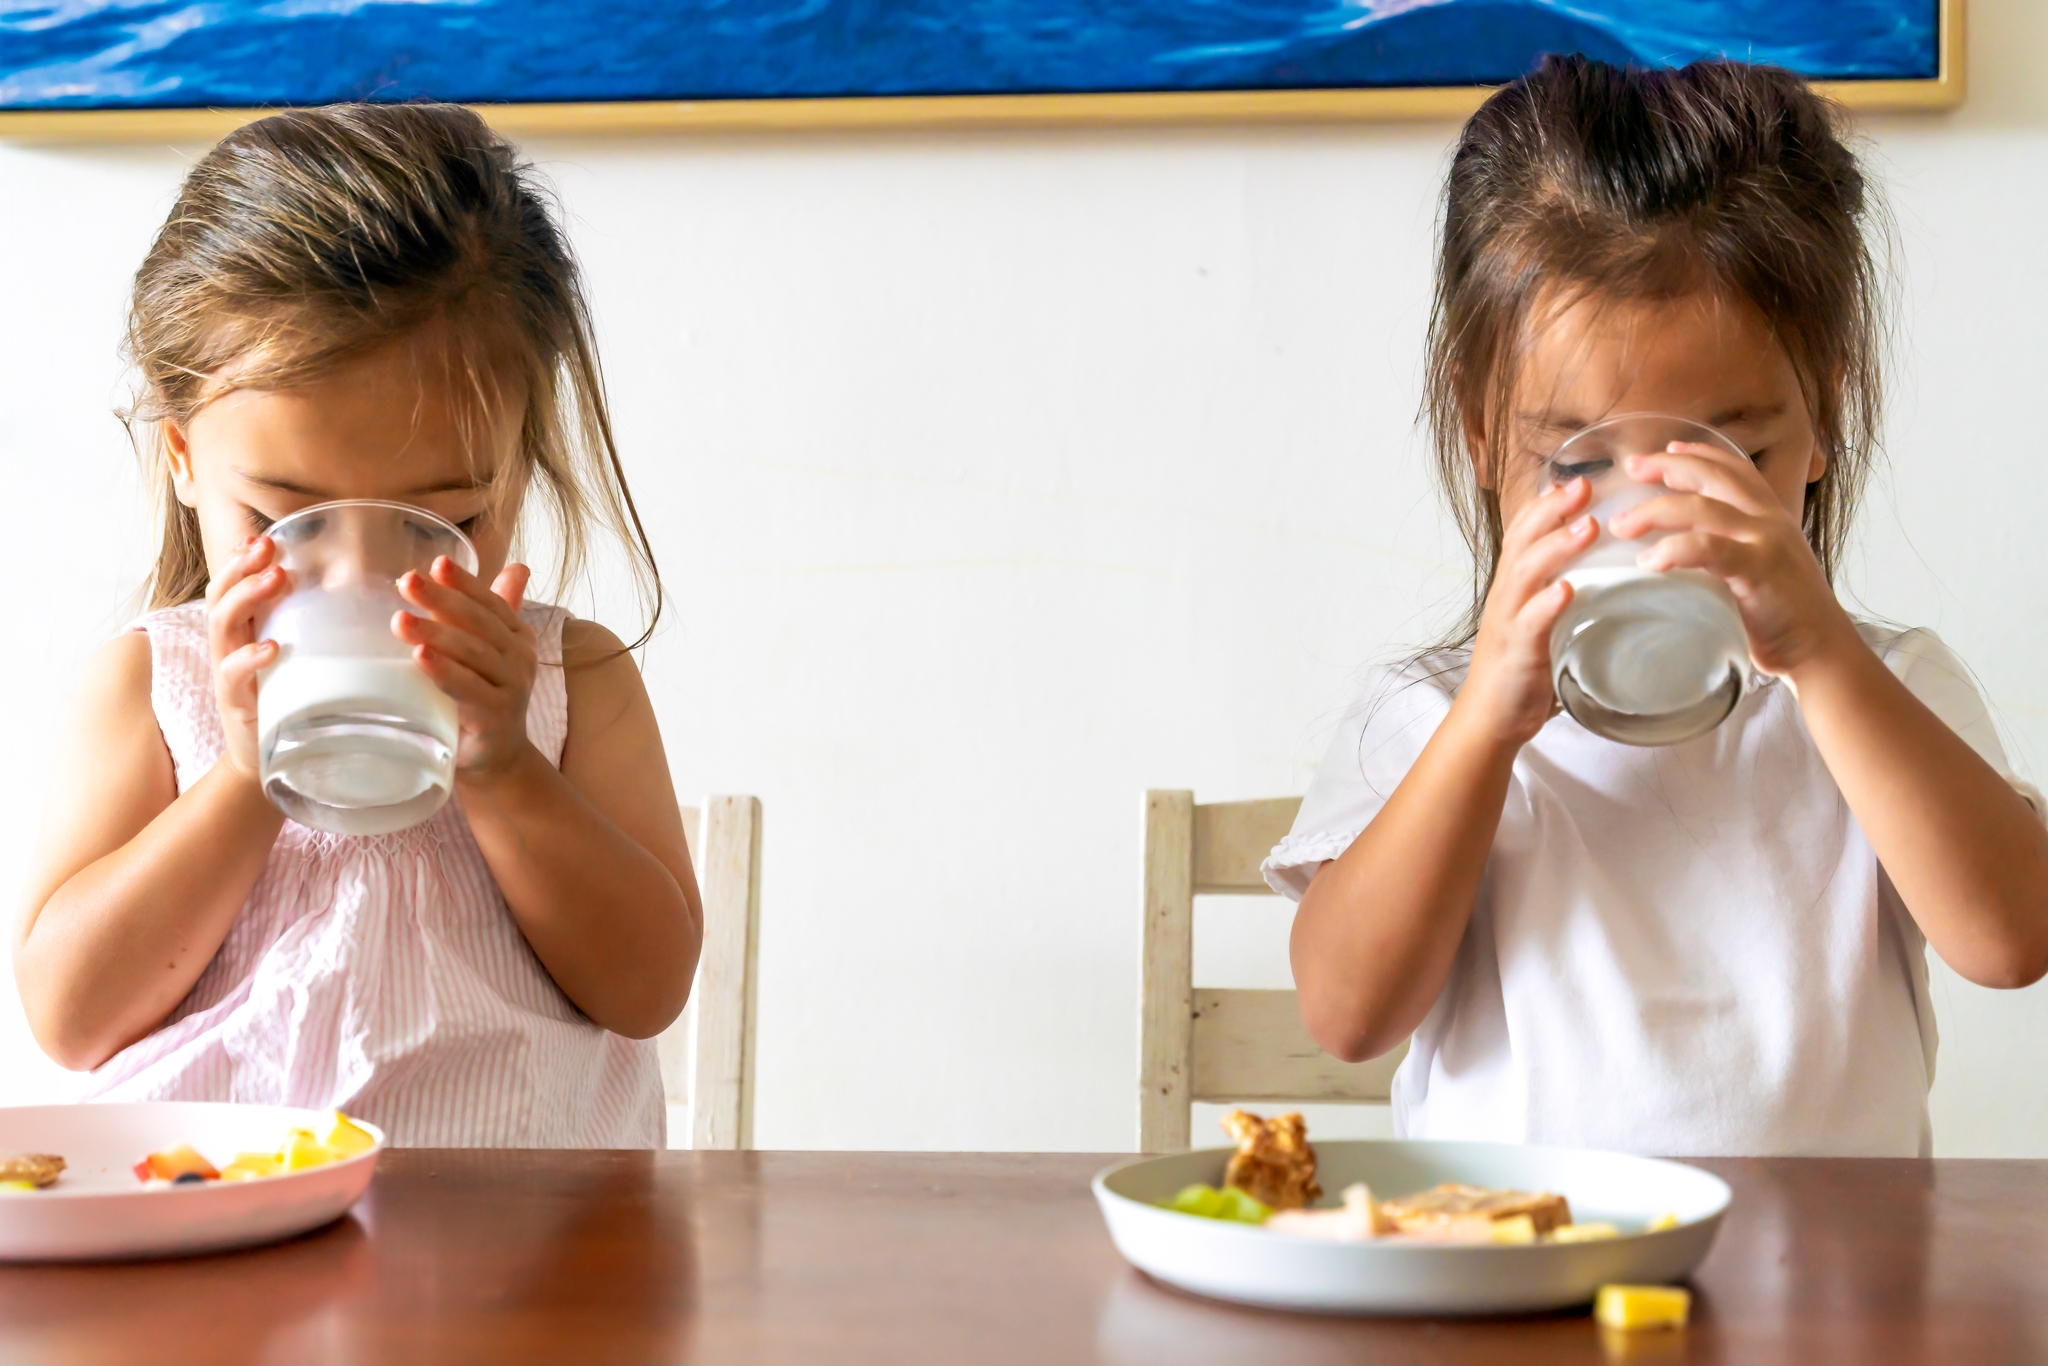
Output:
(658, 795), (764, 1150)
(1139, 790), (1407, 1153)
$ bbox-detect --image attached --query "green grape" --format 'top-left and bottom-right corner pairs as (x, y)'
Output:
(1161, 1183), (1270, 1225)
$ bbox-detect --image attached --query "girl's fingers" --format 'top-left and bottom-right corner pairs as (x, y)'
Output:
(411, 643), (502, 709)
(1623, 446), (1774, 516)
(393, 611), (522, 688)
(490, 563), (531, 614)
(1514, 577), (1574, 633)
(208, 564), (288, 655)
(399, 567), (523, 647)
(1501, 476), (1592, 555)
(428, 556), (527, 633)
(205, 536), (277, 608)
(1610, 492), (1761, 543)
(1496, 511), (1596, 607)
(216, 639), (279, 706)
(1637, 530), (1758, 579)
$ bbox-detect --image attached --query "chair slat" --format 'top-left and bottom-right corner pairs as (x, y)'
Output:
(1190, 988), (1405, 1103)
(1191, 797), (1302, 894)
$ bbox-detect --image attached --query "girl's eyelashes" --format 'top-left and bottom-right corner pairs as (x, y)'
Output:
(244, 509), (276, 532)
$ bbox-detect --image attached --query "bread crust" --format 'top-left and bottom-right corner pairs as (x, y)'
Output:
(1380, 1183), (1572, 1235)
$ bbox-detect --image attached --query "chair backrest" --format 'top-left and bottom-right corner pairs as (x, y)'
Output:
(658, 795), (763, 1150)
(1138, 790), (1407, 1153)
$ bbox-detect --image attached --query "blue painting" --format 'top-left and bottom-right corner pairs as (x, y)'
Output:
(0, 1), (1941, 111)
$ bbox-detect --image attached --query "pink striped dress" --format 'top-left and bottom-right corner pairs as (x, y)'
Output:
(82, 602), (664, 1148)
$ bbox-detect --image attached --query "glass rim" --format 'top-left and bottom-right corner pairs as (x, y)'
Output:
(263, 498), (477, 559)
(1548, 410), (1749, 462)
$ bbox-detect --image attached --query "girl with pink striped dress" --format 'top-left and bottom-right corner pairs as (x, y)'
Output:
(13, 104), (702, 1148)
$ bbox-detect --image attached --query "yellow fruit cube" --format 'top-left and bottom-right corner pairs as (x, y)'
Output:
(281, 1130), (334, 1172)
(220, 1153), (282, 1182)
(1644, 1212), (1681, 1232)
(322, 1111), (377, 1160)
(1551, 1222), (1621, 1243)
(1488, 1214), (1538, 1245)
(0, 1180), (39, 1192)
(1595, 1284), (1691, 1330)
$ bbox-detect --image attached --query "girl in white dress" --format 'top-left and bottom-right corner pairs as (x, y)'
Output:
(15, 105), (701, 1146)
(1272, 58), (2048, 1157)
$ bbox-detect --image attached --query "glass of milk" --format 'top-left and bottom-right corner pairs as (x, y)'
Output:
(256, 501), (475, 834)
(1543, 414), (1755, 747)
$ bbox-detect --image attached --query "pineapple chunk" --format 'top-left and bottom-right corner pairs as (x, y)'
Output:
(322, 1111), (377, 1159)
(1551, 1222), (1620, 1243)
(1595, 1284), (1691, 1330)
(281, 1129), (334, 1172)
(1644, 1212), (1681, 1233)
(1488, 1214), (1538, 1245)
(0, 1180), (40, 1192)
(220, 1152), (283, 1182)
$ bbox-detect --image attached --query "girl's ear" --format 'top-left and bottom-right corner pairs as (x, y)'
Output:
(1466, 414), (1497, 491)
(1804, 431), (1829, 486)
(163, 422), (200, 509)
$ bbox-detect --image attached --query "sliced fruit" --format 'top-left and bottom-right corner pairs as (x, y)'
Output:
(322, 1111), (376, 1159)
(1488, 1214), (1538, 1245)
(1644, 1212), (1681, 1232)
(281, 1129), (334, 1172)
(1595, 1284), (1691, 1330)
(220, 1152), (283, 1182)
(132, 1144), (219, 1183)
(1552, 1222), (1621, 1243)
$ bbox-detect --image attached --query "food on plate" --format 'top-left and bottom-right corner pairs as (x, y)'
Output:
(1220, 1109), (1321, 1211)
(0, 1153), (66, 1190)
(1163, 1183), (1271, 1224)
(1167, 1114), (1669, 1247)
(1264, 1183), (1396, 1241)
(1595, 1283), (1691, 1330)
(134, 1111), (376, 1187)
(1381, 1182), (1573, 1237)
(1550, 1222), (1621, 1243)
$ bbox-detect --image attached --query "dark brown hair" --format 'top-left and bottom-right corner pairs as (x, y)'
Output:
(1423, 55), (1887, 644)
(123, 102), (661, 640)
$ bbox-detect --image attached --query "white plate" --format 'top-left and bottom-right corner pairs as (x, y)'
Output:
(1094, 1139), (1729, 1316)
(0, 1103), (382, 1262)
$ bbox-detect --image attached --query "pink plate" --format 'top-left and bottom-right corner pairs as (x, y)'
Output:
(0, 1102), (381, 1261)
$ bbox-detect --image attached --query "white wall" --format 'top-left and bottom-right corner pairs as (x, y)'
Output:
(2, 0), (2045, 1155)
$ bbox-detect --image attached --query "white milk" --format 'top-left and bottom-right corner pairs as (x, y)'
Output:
(257, 654), (459, 835)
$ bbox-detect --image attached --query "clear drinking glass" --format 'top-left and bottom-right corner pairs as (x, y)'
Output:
(255, 500), (476, 835)
(1543, 414), (1754, 747)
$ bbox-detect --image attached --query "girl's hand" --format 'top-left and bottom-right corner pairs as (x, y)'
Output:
(1612, 443), (1859, 678)
(395, 559), (538, 780)
(205, 535), (287, 782)
(1457, 476), (1597, 746)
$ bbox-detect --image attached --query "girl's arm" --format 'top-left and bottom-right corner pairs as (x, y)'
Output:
(1290, 477), (1596, 1062)
(1623, 446), (2048, 989)
(15, 541), (290, 1070)
(398, 562), (701, 1040)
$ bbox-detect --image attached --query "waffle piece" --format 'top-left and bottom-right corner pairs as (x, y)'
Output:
(1379, 1183), (1572, 1236)
(1219, 1109), (1321, 1211)
(0, 1153), (65, 1188)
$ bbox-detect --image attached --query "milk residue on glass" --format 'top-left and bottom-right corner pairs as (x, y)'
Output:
(255, 501), (475, 835)
(1544, 414), (1754, 747)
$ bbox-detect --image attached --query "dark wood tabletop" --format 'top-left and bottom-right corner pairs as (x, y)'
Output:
(0, 1150), (2044, 1364)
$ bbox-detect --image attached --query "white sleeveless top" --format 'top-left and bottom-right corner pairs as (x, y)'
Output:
(1265, 623), (2039, 1158)
(83, 602), (665, 1148)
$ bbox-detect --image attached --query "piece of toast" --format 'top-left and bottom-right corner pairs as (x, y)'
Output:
(1219, 1109), (1321, 1211)
(0, 1153), (65, 1188)
(1379, 1183), (1571, 1235)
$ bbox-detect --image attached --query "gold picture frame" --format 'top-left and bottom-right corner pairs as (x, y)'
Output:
(0, 0), (1964, 144)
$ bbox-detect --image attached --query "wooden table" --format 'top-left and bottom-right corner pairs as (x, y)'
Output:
(0, 1151), (2044, 1363)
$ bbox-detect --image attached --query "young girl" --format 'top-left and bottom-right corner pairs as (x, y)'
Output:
(13, 104), (702, 1147)
(1273, 58), (2048, 1157)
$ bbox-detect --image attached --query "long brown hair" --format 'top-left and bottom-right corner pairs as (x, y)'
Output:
(122, 102), (661, 642)
(1423, 56), (1888, 646)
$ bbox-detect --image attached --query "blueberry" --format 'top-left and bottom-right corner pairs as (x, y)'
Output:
(172, 1172), (208, 1185)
